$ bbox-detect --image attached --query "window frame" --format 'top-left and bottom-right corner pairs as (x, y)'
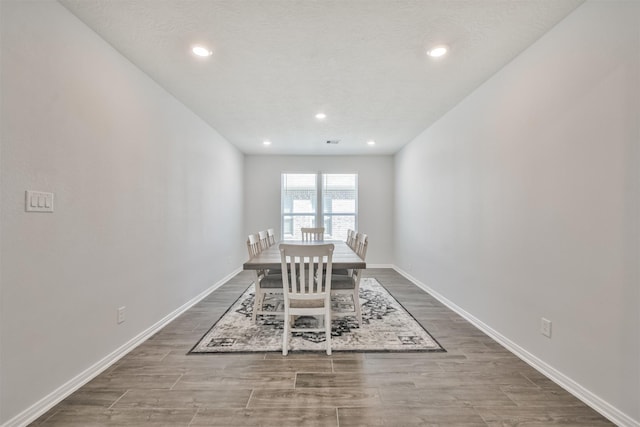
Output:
(281, 171), (358, 241)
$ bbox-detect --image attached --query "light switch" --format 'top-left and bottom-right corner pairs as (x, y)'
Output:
(25, 191), (54, 213)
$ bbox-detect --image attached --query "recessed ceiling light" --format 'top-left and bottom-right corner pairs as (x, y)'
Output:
(192, 45), (212, 57)
(427, 45), (449, 58)
(315, 113), (327, 120)
(367, 140), (376, 146)
(263, 140), (271, 146)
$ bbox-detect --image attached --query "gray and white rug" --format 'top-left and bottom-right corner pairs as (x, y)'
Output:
(190, 278), (444, 354)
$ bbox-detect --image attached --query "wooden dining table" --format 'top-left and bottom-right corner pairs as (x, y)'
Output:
(243, 240), (366, 271)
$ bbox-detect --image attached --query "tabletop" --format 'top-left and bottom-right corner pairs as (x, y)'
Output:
(243, 240), (366, 270)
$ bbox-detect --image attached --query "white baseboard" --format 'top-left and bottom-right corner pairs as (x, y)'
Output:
(2, 267), (242, 427)
(367, 263), (394, 269)
(393, 266), (639, 427)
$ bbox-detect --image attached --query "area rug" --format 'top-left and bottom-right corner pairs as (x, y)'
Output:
(190, 278), (444, 354)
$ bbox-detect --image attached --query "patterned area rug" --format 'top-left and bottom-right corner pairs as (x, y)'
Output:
(190, 278), (444, 354)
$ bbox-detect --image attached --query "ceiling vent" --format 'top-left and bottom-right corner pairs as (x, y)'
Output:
(326, 140), (340, 145)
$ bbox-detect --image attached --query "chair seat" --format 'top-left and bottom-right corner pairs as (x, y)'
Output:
(330, 275), (356, 290)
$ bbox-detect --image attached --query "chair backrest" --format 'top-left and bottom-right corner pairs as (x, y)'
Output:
(355, 233), (368, 259)
(279, 243), (334, 297)
(247, 234), (262, 258)
(258, 230), (270, 250)
(346, 229), (356, 249)
(301, 227), (325, 241)
(267, 228), (277, 246)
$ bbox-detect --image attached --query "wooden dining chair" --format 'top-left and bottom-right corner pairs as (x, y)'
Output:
(331, 268), (364, 327)
(346, 229), (356, 249)
(247, 234), (284, 322)
(331, 233), (368, 326)
(258, 230), (270, 250)
(279, 243), (334, 355)
(355, 233), (368, 259)
(246, 234), (262, 263)
(262, 229), (283, 275)
(252, 273), (284, 322)
(334, 229), (357, 276)
(267, 228), (277, 246)
(301, 227), (325, 241)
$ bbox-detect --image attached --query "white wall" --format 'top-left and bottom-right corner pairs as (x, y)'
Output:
(244, 155), (393, 265)
(395, 1), (639, 425)
(0, 1), (245, 423)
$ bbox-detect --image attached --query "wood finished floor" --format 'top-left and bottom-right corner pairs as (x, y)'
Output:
(31, 269), (612, 426)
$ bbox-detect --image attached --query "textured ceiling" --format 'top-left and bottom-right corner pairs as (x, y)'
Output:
(59, 0), (583, 155)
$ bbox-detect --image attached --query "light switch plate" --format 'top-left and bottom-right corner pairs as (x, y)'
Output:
(541, 317), (552, 338)
(25, 191), (54, 212)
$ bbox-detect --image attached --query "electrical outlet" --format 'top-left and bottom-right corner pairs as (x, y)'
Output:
(117, 306), (126, 324)
(540, 317), (552, 338)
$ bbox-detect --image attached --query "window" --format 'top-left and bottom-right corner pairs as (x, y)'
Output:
(281, 172), (357, 240)
(281, 173), (318, 240)
(322, 174), (357, 241)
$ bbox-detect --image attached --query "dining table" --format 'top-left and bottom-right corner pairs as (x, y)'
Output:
(243, 240), (366, 271)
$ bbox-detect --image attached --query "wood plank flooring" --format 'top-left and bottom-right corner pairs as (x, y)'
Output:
(31, 269), (612, 426)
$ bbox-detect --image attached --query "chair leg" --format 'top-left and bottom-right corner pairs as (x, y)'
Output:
(252, 289), (262, 322)
(282, 310), (289, 356)
(325, 313), (332, 356)
(354, 292), (362, 327)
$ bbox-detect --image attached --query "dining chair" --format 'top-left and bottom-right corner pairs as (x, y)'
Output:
(331, 233), (368, 326)
(331, 268), (364, 327)
(247, 234), (284, 322)
(258, 230), (270, 250)
(301, 227), (325, 241)
(355, 233), (368, 259)
(252, 273), (284, 322)
(263, 229), (283, 275)
(279, 243), (334, 355)
(334, 229), (357, 276)
(267, 228), (277, 246)
(346, 229), (356, 249)
(247, 233), (262, 258)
